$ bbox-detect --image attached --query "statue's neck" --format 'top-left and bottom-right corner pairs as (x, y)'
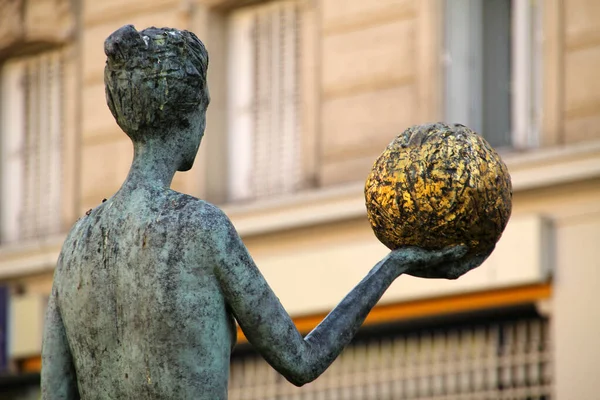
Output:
(121, 141), (178, 191)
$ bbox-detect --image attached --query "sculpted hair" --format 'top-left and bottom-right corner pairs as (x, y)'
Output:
(104, 25), (209, 141)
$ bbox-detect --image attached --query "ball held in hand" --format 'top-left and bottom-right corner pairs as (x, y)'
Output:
(365, 123), (512, 259)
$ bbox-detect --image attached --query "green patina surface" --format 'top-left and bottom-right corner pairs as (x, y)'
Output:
(41, 25), (493, 400)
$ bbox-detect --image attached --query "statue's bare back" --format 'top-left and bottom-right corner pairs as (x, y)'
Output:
(55, 189), (236, 399)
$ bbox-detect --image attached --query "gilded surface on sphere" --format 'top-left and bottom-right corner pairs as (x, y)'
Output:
(365, 123), (513, 257)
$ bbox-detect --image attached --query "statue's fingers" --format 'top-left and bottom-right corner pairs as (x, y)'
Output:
(430, 245), (468, 265)
(444, 250), (492, 279)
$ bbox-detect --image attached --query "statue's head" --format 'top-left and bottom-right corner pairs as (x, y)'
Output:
(104, 25), (209, 171)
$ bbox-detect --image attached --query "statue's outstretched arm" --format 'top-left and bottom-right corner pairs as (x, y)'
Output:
(41, 278), (80, 399)
(209, 206), (467, 387)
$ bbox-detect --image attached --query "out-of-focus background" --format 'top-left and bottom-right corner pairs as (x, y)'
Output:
(0, 0), (599, 398)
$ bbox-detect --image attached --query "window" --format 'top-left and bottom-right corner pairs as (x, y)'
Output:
(443, 0), (542, 150)
(0, 49), (64, 243)
(228, 316), (552, 399)
(227, 1), (302, 202)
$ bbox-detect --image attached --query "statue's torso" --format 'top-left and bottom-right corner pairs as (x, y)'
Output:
(54, 187), (237, 399)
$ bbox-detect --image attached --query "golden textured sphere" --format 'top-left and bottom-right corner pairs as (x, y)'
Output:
(365, 123), (512, 257)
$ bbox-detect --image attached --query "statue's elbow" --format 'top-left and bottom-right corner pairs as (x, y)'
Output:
(283, 365), (319, 387)
(285, 374), (311, 387)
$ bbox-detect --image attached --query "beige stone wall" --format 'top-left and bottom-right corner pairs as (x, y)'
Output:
(74, 0), (600, 202)
(553, 209), (600, 399)
(318, 0), (439, 186)
(563, 0), (600, 143)
(317, 0), (600, 183)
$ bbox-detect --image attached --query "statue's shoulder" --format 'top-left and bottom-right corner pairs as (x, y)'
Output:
(163, 190), (232, 233)
(160, 192), (238, 260)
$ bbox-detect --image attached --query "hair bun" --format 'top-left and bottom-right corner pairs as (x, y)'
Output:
(104, 24), (146, 63)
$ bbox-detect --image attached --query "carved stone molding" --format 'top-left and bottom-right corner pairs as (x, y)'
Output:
(0, 0), (75, 58)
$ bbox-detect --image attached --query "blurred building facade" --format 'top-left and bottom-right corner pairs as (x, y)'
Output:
(0, 0), (599, 398)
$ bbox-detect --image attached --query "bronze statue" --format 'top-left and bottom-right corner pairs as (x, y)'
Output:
(41, 25), (489, 399)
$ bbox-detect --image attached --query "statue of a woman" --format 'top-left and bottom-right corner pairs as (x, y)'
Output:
(41, 25), (489, 399)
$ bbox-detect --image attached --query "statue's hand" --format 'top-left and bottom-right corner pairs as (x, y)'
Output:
(385, 245), (466, 278)
(399, 245), (495, 280)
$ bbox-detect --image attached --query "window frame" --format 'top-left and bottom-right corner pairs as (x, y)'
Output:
(226, 0), (303, 203)
(198, 0), (319, 206)
(0, 50), (64, 243)
(511, 0), (543, 149)
(0, 45), (78, 247)
(0, 57), (27, 244)
(442, 0), (543, 151)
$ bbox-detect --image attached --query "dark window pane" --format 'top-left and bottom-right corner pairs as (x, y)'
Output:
(482, 0), (512, 148)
